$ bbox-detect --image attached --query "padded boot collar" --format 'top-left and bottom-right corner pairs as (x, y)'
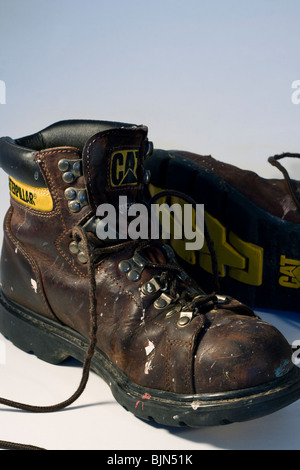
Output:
(0, 120), (136, 188)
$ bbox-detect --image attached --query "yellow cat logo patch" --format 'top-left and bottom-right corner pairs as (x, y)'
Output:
(110, 150), (139, 188)
(279, 255), (300, 289)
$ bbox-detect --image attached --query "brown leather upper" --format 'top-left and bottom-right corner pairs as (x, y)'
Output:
(0, 126), (294, 395)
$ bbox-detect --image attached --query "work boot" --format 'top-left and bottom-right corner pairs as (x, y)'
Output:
(145, 149), (300, 312)
(0, 120), (299, 432)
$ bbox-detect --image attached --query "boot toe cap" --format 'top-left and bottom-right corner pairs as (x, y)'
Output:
(194, 312), (293, 393)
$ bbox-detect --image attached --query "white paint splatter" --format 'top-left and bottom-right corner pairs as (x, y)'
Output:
(144, 358), (153, 375)
(144, 340), (155, 375)
(191, 400), (201, 410)
(31, 279), (38, 293)
(140, 308), (146, 322)
(145, 340), (155, 356)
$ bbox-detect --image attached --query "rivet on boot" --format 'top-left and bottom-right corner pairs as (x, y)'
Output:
(118, 254), (148, 282)
(177, 310), (194, 327)
(177, 316), (191, 327)
(118, 260), (131, 273)
(62, 172), (75, 184)
(64, 188), (88, 213)
(65, 188), (77, 201)
(58, 159), (70, 172)
(58, 159), (82, 183)
(127, 270), (141, 282)
(69, 239), (88, 264)
(77, 251), (88, 264)
(69, 241), (79, 254)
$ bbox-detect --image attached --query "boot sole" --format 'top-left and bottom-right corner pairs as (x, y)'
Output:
(145, 150), (300, 312)
(0, 291), (300, 427)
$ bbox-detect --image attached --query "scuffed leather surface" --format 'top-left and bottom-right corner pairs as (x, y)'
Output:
(0, 128), (294, 395)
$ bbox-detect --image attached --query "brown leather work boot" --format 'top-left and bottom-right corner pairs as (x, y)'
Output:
(145, 149), (300, 312)
(0, 120), (299, 430)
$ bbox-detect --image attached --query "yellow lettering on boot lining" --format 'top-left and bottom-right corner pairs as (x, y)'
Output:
(9, 177), (53, 212)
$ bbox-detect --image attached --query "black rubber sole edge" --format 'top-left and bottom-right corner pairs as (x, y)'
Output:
(0, 291), (300, 427)
(145, 150), (300, 312)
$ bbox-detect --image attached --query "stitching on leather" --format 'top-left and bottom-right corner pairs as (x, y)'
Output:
(54, 215), (92, 280)
(36, 150), (89, 278)
(55, 232), (87, 279)
(53, 204), (93, 280)
(149, 316), (192, 393)
(86, 137), (99, 208)
(37, 151), (67, 230)
(10, 197), (58, 218)
(86, 130), (125, 206)
(168, 338), (191, 393)
(4, 207), (55, 319)
(99, 265), (141, 310)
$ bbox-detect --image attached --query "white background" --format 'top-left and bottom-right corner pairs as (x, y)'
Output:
(0, 0), (300, 450)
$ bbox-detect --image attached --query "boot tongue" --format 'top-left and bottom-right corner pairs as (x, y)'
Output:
(82, 125), (149, 210)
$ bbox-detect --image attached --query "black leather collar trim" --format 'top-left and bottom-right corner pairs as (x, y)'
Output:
(0, 120), (135, 188)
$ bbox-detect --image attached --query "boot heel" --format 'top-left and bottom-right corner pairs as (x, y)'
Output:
(0, 291), (73, 364)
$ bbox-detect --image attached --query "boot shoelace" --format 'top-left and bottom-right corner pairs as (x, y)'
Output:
(268, 152), (300, 211)
(0, 189), (221, 450)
